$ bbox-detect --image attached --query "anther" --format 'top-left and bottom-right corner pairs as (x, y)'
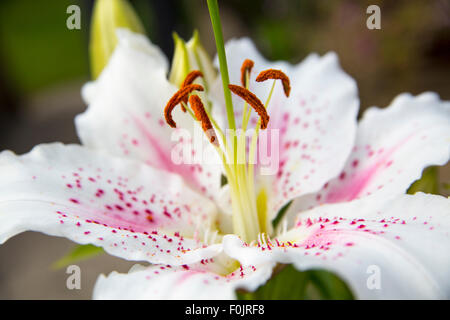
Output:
(179, 70), (204, 112)
(256, 69), (291, 97)
(182, 70), (203, 88)
(228, 84), (270, 129)
(164, 84), (204, 128)
(240, 59), (254, 87)
(189, 95), (219, 146)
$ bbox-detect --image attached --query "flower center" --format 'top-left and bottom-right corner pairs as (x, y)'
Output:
(164, 61), (290, 243)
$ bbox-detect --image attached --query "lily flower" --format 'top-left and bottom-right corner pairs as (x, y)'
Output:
(0, 29), (449, 300)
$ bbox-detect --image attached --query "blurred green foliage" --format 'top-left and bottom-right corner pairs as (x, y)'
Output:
(0, 0), (88, 92)
(237, 265), (354, 300)
(407, 166), (440, 195)
(52, 244), (104, 270)
(1, 0), (448, 110)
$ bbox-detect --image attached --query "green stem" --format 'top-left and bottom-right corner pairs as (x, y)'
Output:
(207, 0), (235, 131)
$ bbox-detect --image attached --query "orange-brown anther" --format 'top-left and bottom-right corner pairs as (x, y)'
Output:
(182, 70), (203, 88)
(179, 70), (204, 112)
(240, 59), (254, 87)
(256, 69), (291, 97)
(228, 84), (270, 129)
(164, 84), (204, 128)
(189, 95), (219, 146)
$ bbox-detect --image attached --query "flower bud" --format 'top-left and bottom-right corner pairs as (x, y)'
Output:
(89, 0), (145, 79)
(169, 31), (217, 90)
(168, 32), (191, 87)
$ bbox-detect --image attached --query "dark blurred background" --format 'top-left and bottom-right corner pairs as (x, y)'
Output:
(0, 0), (449, 299)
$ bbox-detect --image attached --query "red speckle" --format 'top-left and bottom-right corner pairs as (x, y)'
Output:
(163, 210), (172, 218)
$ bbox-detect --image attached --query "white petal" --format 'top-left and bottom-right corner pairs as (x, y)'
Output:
(287, 92), (450, 221)
(76, 29), (223, 200)
(82, 29), (169, 106)
(224, 193), (450, 299)
(81, 81), (97, 105)
(0, 143), (221, 265)
(268, 52), (359, 215)
(93, 260), (274, 299)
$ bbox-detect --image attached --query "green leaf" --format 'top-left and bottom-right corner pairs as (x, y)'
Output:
(237, 264), (354, 300)
(271, 200), (292, 229)
(220, 174), (228, 187)
(304, 269), (354, 300)
(52, 244), (104, 269)
(407, 166), (439, 195)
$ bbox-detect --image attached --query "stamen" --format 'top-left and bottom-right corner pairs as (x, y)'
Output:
(256, 69), (291, 97)
(189, 94), (219, 146)
(240, 59), (254, 87)
(180, 70), (204, 112)
(228, 84), (270, 129)
(182, 70), (204, 88)
(164, 84), (204, 128)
